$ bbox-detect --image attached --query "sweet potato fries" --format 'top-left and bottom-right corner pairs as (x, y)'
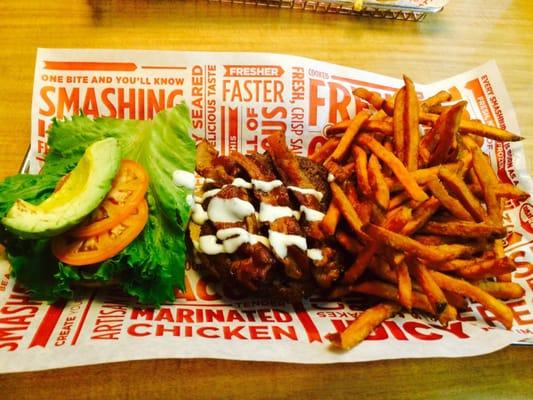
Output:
(320, 81), (526, 350)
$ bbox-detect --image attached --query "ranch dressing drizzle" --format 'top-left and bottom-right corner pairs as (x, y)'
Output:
(217, 227), (269, 252)
(193, 175), (326, 261)
(191, 203), (209, 225)
(259, 203), (294, 222)
(268, 230), (307, 259)
(231, 178), (253, 189)
(195, 176), (214, 186)
(195, 188), (221, 203)
(198, 235), (224, 255)
(194, 177), (281, 204)
(198, 228), (269, 255)
(207, 197), (255, 223)
(252, 179), (283, 192)
(299, 206), (325, 222)
(306, 248), (324, 261)
(172, 170), (196, 189)
(287, 186), (324, 202)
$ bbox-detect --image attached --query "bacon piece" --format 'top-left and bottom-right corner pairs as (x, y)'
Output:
(266, 133), (322, 208)
(230, 243), (277, 290)
(266, 132), (325, 241)
(196, 140), (236, 184)
(230, 151), (311, 280)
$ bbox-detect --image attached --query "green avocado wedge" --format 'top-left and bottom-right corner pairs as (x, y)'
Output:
(1, 137), (120, 239)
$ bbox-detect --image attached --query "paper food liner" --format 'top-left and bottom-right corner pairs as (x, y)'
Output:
(0, 50), (531, 373)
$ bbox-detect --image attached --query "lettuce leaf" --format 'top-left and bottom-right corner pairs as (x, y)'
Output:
(1, 104), (195, 305)
(0, 174), (59, 217)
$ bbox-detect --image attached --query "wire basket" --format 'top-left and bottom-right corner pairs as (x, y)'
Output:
(209, 0), (447, 21)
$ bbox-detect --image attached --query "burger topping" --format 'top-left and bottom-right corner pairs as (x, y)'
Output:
(299, 206), (325, 222)
(206, 197), (256, 223)
(191, 203), (209, 225)
(51, 159), (150, 267)
(252, 179), (283, 192)
(231, 178), (253, 189)
(198, 227), (269, 255)
(196, 188), (221, 202)
(287, 186), (324, 202)
(71, 159), (149, 238)
(306, 248), (324, 261)
(52, 199), (149, 266)
(172, 169), (196, 189)
(192, 169), (328, 263)
(268, 230), (307, 259)
(259, 203), (295, 222)
(189, 135), (340, 297)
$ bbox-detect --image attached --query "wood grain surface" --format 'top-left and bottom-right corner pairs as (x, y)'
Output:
(0, 1), (532, 399)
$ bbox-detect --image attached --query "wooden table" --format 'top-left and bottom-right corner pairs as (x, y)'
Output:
(0, 1), (532, 399)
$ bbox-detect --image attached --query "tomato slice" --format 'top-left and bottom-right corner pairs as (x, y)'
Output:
(70, 160), (149, 238)
(52, 199), (149, 266)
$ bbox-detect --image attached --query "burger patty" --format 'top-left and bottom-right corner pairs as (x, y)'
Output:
(188, 137), (348, 301)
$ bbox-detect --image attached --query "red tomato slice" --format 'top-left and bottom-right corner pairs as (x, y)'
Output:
(70, 160), (149, 239)
(52, 199), (149, 266)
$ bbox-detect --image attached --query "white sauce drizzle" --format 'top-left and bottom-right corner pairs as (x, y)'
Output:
(250, 234), (270, 247)
(198, 235), (225, 255)
(327, 173), (335, 183)
(196, 176), (215, 186)
(217, 228), (255, 253)
(172, 170), (196, 189)
(252, 179), (283, 192)
(198, 228), (269, 255)
(231, 178), (253, 189)
(192, 175), (327, 261)
(306, 248), (324, 261)
(191, 203), (209, 225)
(268, 230), (307, 259)
(287, 186), (324, 202)
(195, 178), (281, 205)
(218, 228), (266, 252)
(299, 206), (325, 222)
(207, 197), (255, 223)
(196, 188), (221, 203)
(259, 203), (294, 222)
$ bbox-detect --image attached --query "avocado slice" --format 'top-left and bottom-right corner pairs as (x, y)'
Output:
(2, 138), (121, 239)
